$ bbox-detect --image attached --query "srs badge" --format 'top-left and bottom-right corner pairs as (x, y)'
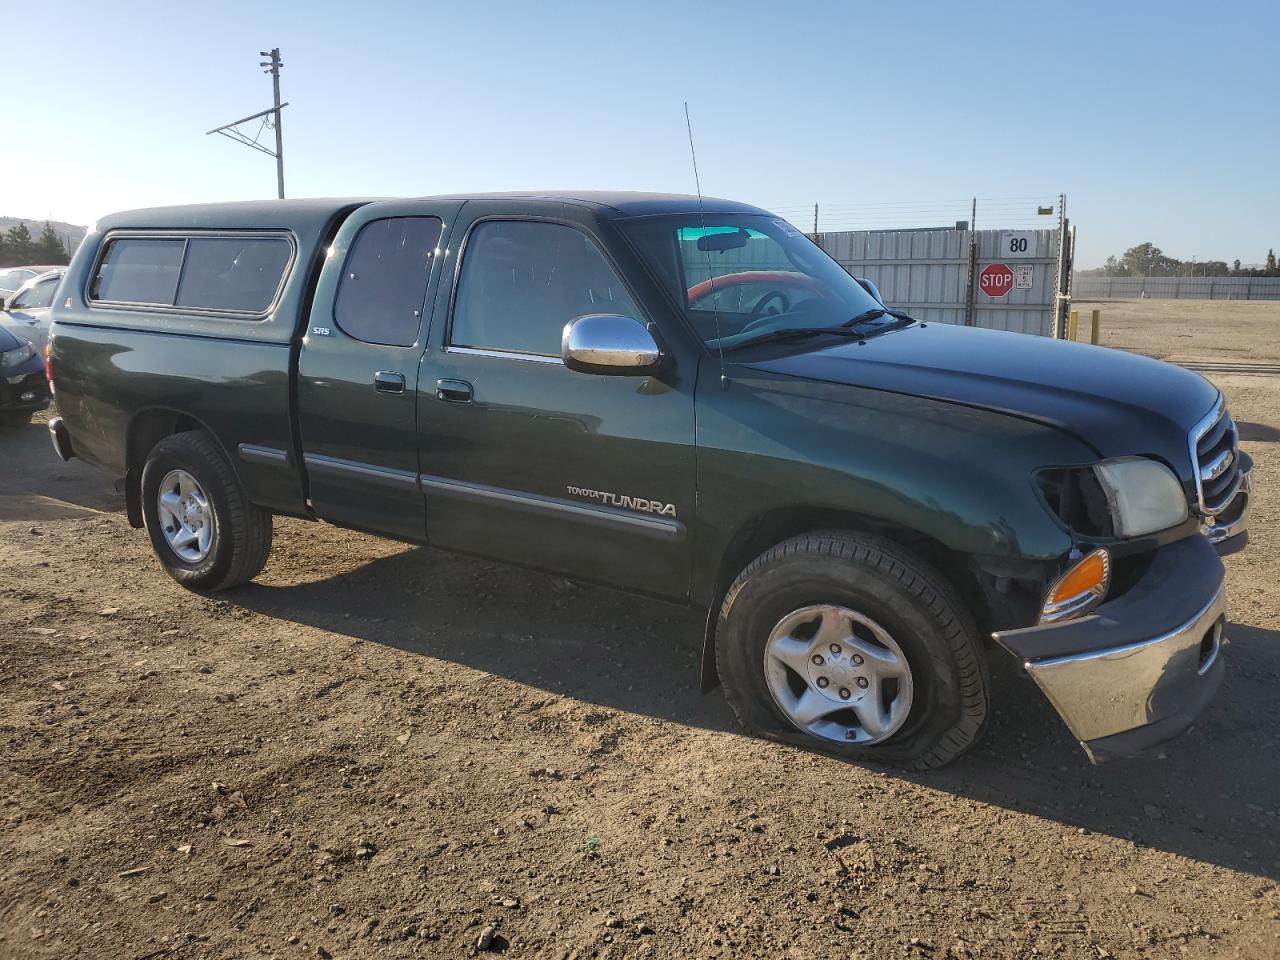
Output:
(567, 485), (677, 517)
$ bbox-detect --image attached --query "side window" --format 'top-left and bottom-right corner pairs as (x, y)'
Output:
(334, 217), (443, 346)
(90, 238), (184, 305)
(175, 237), (292, 313)
(12, 276), (59, 310)
(451, 220), (639, 356)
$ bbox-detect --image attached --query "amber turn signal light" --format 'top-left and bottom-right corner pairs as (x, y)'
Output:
(1041, 548), (1111, 624)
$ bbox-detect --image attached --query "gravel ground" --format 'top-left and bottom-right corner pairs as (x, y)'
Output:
(2, 303), (1279, 958)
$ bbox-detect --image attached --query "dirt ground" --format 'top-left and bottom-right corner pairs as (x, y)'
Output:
(2, 302), (1279, 959)
(1068, 298), (1280, 365)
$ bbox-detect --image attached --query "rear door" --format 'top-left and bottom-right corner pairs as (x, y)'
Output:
(416, 203), (697, 600)
(297, 199), (462, 540)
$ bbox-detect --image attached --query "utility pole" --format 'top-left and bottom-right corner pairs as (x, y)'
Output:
(261, 48), (285, 199)
(963, 197), (977, 326)
(206, 47), (288, 200)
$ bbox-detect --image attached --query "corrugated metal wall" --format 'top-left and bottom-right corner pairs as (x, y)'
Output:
(817, 227), (1062, 336)
(1073, 276), (1280, 300)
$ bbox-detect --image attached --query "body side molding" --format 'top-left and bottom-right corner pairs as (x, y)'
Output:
(419, 473), (686, 541)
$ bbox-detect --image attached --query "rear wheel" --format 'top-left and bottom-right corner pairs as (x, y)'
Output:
(716, 531), (989, 769)
(140, 431), (272, 590)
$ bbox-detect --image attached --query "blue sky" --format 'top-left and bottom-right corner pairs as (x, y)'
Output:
(5, 0), (1276, 267)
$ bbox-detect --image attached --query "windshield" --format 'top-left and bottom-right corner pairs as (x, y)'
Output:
(619, 214), (897, 350)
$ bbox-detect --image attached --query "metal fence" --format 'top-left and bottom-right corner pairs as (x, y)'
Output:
(817, 227), (1065, 336)
(1073, 276), (1280, 300)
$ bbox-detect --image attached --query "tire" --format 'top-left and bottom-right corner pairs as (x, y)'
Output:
(715, 531), (988, 770)
(140, 430), (272, 591)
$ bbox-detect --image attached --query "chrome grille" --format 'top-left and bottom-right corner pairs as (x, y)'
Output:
(1192, 399), (1242, 516)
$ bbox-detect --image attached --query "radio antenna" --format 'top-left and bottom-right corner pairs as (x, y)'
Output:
(684, 102), (728, 389)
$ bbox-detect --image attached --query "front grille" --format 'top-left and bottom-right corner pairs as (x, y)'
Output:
(1192, 401), (1243, 515)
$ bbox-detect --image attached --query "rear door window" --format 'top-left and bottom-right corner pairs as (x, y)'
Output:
(334, 217), (444, 346)
(175, 237), (292, 313)
(90, 238), (184, 305)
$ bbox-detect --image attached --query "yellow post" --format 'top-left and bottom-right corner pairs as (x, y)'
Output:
(1068, 309), (1079, 341)
(1090, 309), (1100, 345)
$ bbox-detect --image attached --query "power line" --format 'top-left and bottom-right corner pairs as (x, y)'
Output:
(757, 195), (1061, 234)
(206, 47), (286, 199)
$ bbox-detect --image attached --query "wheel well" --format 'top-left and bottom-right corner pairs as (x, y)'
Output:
(700, 507), (994, 691)
(121, 410), (210, 528)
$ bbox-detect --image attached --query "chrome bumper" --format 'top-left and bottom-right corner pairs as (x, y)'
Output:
(48, 416), (74, 462)
(994, 535), (1226, 763)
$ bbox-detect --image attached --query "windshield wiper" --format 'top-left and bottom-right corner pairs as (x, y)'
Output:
(843, 307), (916, 329)
(723, 325), (867, 353)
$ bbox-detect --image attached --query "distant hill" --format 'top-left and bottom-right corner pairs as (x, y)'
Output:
(0, 217), (88, 257)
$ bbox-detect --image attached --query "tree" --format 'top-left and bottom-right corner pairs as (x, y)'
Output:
(1232, 259), (1242, 274)
(1267, 249), (1277, 274)
(33, 221), (68, 265)
(3, 223), (34, 265)
(1102, 255), (1126, 277)
(1185, 260), (1228, 277)
(1117, 242), (1181, 277)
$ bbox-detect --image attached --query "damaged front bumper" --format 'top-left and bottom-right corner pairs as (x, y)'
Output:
(993, 534), (1227, 763)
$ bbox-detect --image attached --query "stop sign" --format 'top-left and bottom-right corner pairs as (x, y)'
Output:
(979, 263), (1015, 298)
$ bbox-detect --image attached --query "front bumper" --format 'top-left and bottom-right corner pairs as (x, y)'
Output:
(993, 534), (1226, 763)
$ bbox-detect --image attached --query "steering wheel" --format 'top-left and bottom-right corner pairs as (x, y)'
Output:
(741, 290), (792, 332)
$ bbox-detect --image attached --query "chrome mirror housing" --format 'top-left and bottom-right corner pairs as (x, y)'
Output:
(562, 314), (664, 376)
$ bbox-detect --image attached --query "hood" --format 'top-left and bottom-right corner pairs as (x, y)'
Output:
(744, 323), (1219, 466)
(0, 322), (23, 353)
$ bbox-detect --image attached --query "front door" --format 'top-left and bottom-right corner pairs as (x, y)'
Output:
(297, 200), (461, 540)
(417, 209), (697, 600)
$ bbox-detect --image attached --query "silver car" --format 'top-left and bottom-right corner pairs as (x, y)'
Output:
(0, 265), (62, 302)
(1, 268), (63, 354)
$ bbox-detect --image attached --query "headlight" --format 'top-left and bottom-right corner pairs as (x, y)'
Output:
(1093, 457), (1188, 537)
(0, 342), (34, 367)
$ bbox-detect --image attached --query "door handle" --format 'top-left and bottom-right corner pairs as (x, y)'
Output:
(436, 378), (473, 403)
(374, 371), (406, 394)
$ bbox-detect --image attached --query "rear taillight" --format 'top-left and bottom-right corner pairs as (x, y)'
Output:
(44, 341), (54, 388)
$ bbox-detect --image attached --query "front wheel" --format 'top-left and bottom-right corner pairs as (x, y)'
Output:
(141, 431), (272, 591)
(715, 531), (989, 769)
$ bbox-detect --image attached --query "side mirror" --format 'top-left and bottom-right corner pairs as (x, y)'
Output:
(857, 277), (885, 305)
(562, 314), (664, 376)
(0, 298), (7, 311)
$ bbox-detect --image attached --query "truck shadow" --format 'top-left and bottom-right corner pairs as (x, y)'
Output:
(0, 414), (121, 520)
(232, 543), (1280, 882)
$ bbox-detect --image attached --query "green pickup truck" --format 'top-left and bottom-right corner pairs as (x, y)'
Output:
(45, 192), (1250, 768)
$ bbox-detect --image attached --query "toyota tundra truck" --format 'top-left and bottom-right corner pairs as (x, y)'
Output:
(44, 192), (1251, 768)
